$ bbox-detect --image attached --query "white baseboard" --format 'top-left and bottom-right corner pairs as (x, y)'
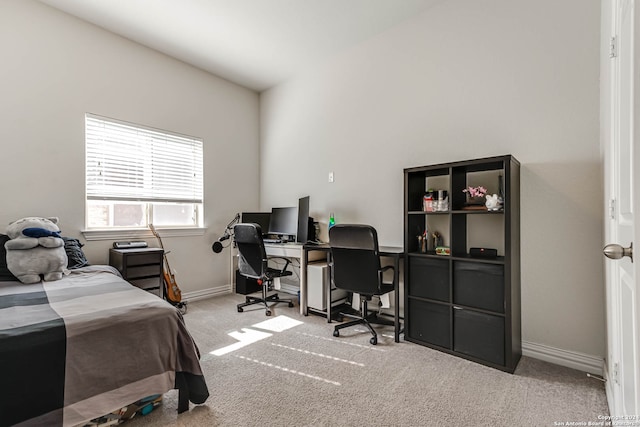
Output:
(182, 285), (232, 302)
(523, 340), (604, 376)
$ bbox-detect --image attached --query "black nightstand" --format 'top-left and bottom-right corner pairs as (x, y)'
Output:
(109, 248), (164, 298)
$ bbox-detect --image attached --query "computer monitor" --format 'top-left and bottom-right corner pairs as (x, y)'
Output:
(268, 207), (298, 240)
(241, 212), (271, 234)
(296, 196), (310, 243)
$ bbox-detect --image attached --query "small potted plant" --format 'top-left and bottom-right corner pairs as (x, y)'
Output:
(463, 186), (487, 206)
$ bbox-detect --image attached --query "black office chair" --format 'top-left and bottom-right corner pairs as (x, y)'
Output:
(234, 223), (295, 316)
(329, 224), (395, 345)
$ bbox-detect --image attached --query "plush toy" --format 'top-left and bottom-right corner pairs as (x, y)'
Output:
(485, 194), (502, 211)
(5, 217), (68, 284)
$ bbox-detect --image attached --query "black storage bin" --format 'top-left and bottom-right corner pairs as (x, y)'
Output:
(235, 270), (261, 295)
(409, 257), (450, 302)
(453, 261), (504, 313)
(408, 299), (450, 349)
(453, 308), (504, 365)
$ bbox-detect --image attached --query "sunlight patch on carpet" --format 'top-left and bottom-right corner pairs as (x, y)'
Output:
(252, 315), (303, 332)
(235, 355), (341, 386)
(210, 315), (304, 356)
(210, 328), (273, 356)
(298, 332), (386, 351)
(271, 343), (365, 367)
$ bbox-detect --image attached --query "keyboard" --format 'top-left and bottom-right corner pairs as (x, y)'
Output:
(263, 238), (282, 244)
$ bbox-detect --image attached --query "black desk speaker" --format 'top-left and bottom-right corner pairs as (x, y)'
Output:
(469, 247), (498, 258)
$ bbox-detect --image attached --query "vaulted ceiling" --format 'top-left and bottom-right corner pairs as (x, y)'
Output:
(39, 0), (441, 92)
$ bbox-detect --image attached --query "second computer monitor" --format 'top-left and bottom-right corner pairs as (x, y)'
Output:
(241, 212), (271, 235)
(268, 207), (298, 240)
(296, 196), (310, 243)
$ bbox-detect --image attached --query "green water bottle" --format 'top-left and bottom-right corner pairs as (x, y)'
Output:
(329, 212), (335, 229)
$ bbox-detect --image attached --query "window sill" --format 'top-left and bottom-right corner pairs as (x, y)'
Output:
(82, 227), (206, 241)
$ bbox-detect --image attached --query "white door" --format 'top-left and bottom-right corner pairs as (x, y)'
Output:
(603, 0), (638, 416)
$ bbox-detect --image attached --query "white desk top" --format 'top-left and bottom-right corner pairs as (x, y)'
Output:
(379, 246), (404, 254)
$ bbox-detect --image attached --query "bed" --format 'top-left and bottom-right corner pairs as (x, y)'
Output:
(0, 265), (209, 427)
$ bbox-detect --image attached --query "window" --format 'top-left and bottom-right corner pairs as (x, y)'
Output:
(85, 114), (203, 229)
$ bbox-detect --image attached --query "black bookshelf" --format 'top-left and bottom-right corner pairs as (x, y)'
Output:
(403, 155), (521, 373)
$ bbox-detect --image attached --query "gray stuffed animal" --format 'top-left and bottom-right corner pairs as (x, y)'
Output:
(5, 217), (68, 284)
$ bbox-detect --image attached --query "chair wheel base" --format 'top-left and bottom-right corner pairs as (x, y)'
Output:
(236, 291), (293, 316)
(370, 336), (377, 345)
(333, 330), (339, 337)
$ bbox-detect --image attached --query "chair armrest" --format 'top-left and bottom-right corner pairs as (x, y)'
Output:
(380, 265), (394, 274)
(267, 256), (291, 274)
(378, 265), (395, 289)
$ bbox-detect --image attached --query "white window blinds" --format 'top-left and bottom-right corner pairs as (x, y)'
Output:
(86, 114), (203, 204)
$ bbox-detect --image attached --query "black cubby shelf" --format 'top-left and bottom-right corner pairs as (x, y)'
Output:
(403, 154), (521, 373)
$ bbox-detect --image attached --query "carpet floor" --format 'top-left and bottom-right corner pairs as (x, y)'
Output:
(125, 293), (608, 427)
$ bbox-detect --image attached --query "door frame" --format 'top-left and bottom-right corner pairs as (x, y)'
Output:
(601, 0), (639, 416)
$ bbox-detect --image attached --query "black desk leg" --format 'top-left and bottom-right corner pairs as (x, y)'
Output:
(302, 249), (308, 316)
(326, 251), (332, 323)
(394, 254), (400, 343)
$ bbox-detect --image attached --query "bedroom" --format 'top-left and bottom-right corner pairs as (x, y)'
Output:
(0, 0), (628, 425)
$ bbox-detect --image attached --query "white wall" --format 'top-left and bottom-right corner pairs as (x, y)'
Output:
(0, 0), (260, 294)
(261, 0), (605, 360)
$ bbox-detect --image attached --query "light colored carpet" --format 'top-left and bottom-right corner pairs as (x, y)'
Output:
(126, 293), (608, 427)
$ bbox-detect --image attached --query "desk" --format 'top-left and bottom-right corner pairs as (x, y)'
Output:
(263, 242), (324, 315)
(302, 243), (404, 343)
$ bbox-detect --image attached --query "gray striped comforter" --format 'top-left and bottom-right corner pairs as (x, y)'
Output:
(0, 266), (208, 427)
